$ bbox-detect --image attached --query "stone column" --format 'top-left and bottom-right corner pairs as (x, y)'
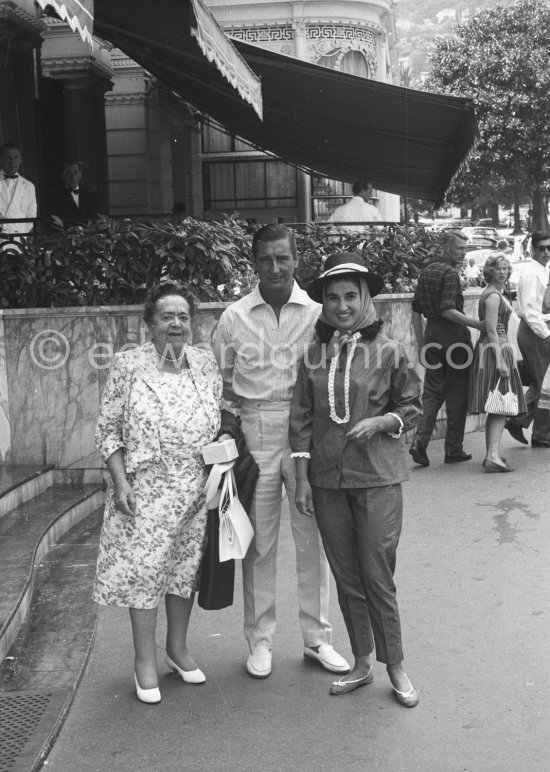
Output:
(293, 19), (312, 224)
(60, 75), (111, 205)
(41, 21), (113, 206)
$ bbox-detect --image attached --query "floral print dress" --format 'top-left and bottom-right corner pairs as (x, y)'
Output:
(93, 344), (222, 609)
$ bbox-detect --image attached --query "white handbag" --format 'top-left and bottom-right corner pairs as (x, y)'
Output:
(218, 468), (254, 562)
(484, 377), (519, 416)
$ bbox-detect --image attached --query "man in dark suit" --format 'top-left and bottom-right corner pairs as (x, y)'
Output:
(47, 162), (106, 226)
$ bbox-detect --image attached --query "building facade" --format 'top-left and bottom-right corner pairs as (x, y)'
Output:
(1, 0), (399, 224)
(205, 0), (400, 222)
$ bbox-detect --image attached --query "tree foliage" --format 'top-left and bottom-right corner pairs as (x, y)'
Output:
(426, 0), (550, 228)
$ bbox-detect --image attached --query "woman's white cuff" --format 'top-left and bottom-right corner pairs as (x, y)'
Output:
(385, 412), (404, 438)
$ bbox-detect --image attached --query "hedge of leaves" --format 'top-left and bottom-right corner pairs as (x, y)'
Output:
(0, 215), (445, 308)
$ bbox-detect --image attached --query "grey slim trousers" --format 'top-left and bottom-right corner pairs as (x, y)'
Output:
(312, 484), (404, 665)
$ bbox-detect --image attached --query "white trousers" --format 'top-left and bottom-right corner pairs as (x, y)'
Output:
(241, 400), (331, 651)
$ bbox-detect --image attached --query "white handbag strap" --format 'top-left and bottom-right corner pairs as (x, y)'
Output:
(219, 469), (235, 544)
(204, 460), (236, 509)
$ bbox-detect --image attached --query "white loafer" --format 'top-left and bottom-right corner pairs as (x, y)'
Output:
(304, 644), (350, 673)
(134, 672), (161, 704)
(166, 655), (206, 684)
(246, 645), (272, 678)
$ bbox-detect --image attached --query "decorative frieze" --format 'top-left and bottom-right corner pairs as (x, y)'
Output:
(225, 21), (379, 72)
(307, 23), (377, 48)
(227, 25), (294, 44)
(306, 23), (378, 73)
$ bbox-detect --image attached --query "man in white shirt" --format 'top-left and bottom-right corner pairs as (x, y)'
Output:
(463, 257), (482, 286)
(328, 180), (381, 230)
(0, 143), (37, 236)
(506, 230), (550, 447)
(213, 224), (349, 679)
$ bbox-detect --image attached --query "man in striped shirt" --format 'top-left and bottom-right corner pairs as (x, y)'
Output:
(213, 224), (349, 679)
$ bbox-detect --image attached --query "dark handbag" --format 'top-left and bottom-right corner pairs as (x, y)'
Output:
(198, 507), (235, 610)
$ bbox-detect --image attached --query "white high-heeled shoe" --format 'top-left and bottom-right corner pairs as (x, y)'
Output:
(134, 672), (161, 704)
(166, 655), (206, 684)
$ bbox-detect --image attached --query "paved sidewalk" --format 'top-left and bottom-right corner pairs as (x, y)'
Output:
(45, 430), (550, 772)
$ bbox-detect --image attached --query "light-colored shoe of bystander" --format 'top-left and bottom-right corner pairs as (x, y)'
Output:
(246, 645), (272, 678)
(304, 643), (350, 673)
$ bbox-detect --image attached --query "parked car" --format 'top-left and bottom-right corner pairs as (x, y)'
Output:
(430, 218), (471, 232)
(462, 226), (500, 241)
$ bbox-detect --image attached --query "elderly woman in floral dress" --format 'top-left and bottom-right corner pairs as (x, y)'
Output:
(94, 281), (231, 704)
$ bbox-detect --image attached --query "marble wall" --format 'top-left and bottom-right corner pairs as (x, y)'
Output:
(0, 291), (483, 468)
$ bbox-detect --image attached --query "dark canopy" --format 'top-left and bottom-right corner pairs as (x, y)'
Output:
(42, 0), (478, 204)
(235, 42), (477, 204)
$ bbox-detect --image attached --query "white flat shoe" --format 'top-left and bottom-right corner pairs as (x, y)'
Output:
(392, 675), (419, 708)
(330, 666), (374, 695)
(134, 672), (161, 704)
(166, 655), (206, 684)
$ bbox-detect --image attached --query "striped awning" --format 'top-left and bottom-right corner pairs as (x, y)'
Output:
(36, 0), (94, 46)
(37, 0), (263, 119)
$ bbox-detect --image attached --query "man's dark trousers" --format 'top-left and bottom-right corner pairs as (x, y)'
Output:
(511, 319), (550, 442)
(414, 318), (472, 454)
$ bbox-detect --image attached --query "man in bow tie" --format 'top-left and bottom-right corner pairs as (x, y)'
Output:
(47, 161), (106, 227)
(0, 143), (37, 236)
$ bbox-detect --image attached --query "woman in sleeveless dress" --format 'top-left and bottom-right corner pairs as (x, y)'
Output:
(468, 254), (526, 472)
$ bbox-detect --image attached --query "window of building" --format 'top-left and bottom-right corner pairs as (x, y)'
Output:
(202, 121), (298, 214)
(203, 160), (297, 211)
(201, 121), (256, 154)
(311, 177), (353, 220)
(340, 50), (370, 78)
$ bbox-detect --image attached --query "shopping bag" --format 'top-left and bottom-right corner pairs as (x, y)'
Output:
(219, 468), (254, 562)
(484, 377), (519, 416)
(198, 506), (235, 610)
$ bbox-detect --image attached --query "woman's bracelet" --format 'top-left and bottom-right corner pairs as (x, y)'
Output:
(385, 412), (404, 438)
(290, 451), (311, 459)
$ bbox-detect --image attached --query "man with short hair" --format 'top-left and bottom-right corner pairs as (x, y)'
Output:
(47, 161), (105, 226)
(505, 230), (550, 447)
(213, 223), (349, 679)
(0, 143), (36, 236)
(328, 180), (381, 228)
(410, 230), (484, 466)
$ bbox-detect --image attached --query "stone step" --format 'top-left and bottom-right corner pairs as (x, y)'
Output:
(0, 465), (55, 519)
(0, 507), (103, 771)
(0, 483), (104, 663)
